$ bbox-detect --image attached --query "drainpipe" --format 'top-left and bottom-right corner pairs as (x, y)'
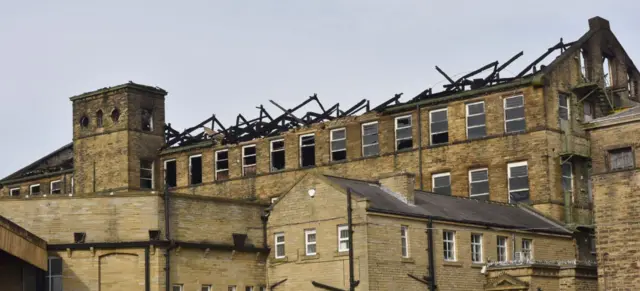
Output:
(164, 184), (171, 291)
(417, 105), (424, 190)
(427, 218), (436, 291)
(145, 246), (150, 291)
(346, 188), (357, 291)
(261, 212), (269, 249)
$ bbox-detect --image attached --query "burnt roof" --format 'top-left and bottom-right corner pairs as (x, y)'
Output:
(325, 175), (571, 235)
(0, 143), (73, 185)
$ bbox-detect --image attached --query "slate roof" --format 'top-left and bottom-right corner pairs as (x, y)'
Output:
(0, 143), (74, 184)
(325, 175), (571, 235)
(587, 106), (640, 124)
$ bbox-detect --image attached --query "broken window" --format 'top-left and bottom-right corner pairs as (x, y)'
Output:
(609, 147), (634, 171)
(561, 162), (573, 196)
(300, 134), (316, 167)
(469, 168), (489, 200)
(242, 145), (257, 177)
(466, 101), (486, 139)
(603, 56), (613, 87)
(579, 49), (587, 80)
(330, 128), (347, 162)
(96, 110), (104, 128)
(141, 109), (153, 132)
(215, 150), (229, 180)
(9, 187), (20, 196)
(30, 184), (41, 195)
(164, 159), (177, 188)
(362, 122), (379, 157)
(432, 172), (451, 196)
(111, 108), (120, 123)
(270, 139), (285, 171)
(140, 160), (154, 189)
(583, 101), (595, 122)
(430, 108), (448, 145)
(50, 180), (62, 194)
(189, 155), (203, 184)
(508, 161), (529, 203)
(79, 116), (89, 128)
(504, 95), (526, 133)
(558, 94), (570, 120)
(395, 115), (413, 151)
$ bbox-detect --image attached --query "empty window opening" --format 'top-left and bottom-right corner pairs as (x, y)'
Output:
(469, 168), (489, 200)
(149, 230), (161, 241)
(579, 49), (587, 80)
(330, 128), (347, 162)
(522, 239), (533, 261)
(362, 122), (379, 157)
(504, 95), (526, 133)
(50, 180), (62, 194)
(228, 286), (236, 291)
(395, 115), (413, 151)
(274, 233), (285, 259)
(243, 145), (257, 177)
(613, 93), (622, 108)
(300, 134), (316, 167)
(432, 172), (451, 196)
(583, 101), (595, 122)
(609, 147), (634, 171)
(164, 159), (177, 188)
(338, 225), (350, 252)
(270, 139), (285, 171)
(497, 236), (508, 262)
(443, 230), (456, 261)
(140, 160), (154, 189)
(466, 101), (486, 139)
(30, 184), (41, 195)
(47, 257), (63, 291)
(508, 161), (530, 203)
(561, 162), (573, 198)
(401, 225), (409, 258)
(79, 116), (89, 128)
(9, 187), (20, 196)
(73, 232), (86, 243)
(172, 285), (183, 291)
(430, 108), (449, 145)
(471, 234), (483, 263)
(245, 287), (254, 291)
(305, 229), (317, 256)
(603, 56), (613, 87)
(201, 285), (212, 291)
(141, 109), (153, 132)
(96, 110), (104, 128)
(189, 155), (203, 185)
(111, 108), (120, 123)
(558, 94), (570, 121)
(215, 150), (229, 180)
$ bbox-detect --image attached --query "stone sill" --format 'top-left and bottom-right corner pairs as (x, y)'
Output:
(301, 254), (320, 261)
(443, 261), (463, 267)
(271, 256), (288, 264)
(334, 251), (349, 257)
(401, 258), (415, 264)
(471, 263), (485, 269)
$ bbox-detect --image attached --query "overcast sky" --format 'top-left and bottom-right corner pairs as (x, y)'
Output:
(1, 1), (639, 178)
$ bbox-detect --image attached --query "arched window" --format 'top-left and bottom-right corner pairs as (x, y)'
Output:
(111, 108), (120, 123)
(96, 110), (104, 128)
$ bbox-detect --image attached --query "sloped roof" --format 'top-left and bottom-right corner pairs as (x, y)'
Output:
(586, 106), (640, 125)
(0, 143), (73, 184)
(324, 175), (571, 235)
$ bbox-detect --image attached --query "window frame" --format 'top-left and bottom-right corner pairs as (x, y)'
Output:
(583, 101), (595, 122)
(330, 128), (347, 162)
(442, 230), (456, 262)
(468, 168), (489, 199)
(140, 160), (154, 190)
(471, 233), (483, 264)
(361, 121), (380, 157)
(9, 187), (20, 197)
(429, 108), (449, 145)
(245, 287), (254, 291)
(608, 147), (635, 171)
(96, 110), (104, 128)
(338, 225), (350, 252)
(401, 225), (409, 258)
(561, 161), (573, 196)
(50, 180), (62, 194)
(305, 229), (317, 256)
(274, 232), (285, 259)
(215, 149), (230, 180)
(270, 139), (286, 172)
(141, 108), (154, 132)
(30, 184), (41, 195)
(432, 172), (451, 196)
(163, 159), (177, 188)
(47, 257), (63, 291)
(189, 154), (203, 185)
(522, 238), (533, 261)
(394, 115), (413, 151)
(201, 285), (212, 291)
(242, 145), (257, 176)
(507, 161), (529, 203)
(299, 134), (316, 168)
(497, 236), (508, 262)
(559, 94), (570, 121)
(228, 286), (237, 291)
(503, 95), (526, 133)
(466, 101), (486, 139)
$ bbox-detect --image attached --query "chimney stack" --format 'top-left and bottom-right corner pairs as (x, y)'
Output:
(378, 172), (416, 204)
(589, 16), (610, 31)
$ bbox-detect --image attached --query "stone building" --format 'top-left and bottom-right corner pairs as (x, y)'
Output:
(0, 16), (635, 290)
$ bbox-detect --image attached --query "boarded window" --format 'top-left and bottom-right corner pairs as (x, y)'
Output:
(466, 101), (486, 139)
(330, 128), (347, 161)
(508, 161), (529, 203)
(189, 155), (203, 184)
(141, 109), (153, 132)
(300, 134), (316, 167)
(271, 139), (285, 171)
(362, 122), (379, 157)
(469, 168), (489, 200)
(609, 147), (634, 171)
(215, 150), (229, 180)
(50, 180), (62, 194)
(164, 160), (177, 187)
(395, 115), (413, 150)
(504, 95), (525, 133)
(140, 160), (154, 189)
(559, 94), (570, 120)
(432, 172), (451, 195)
(243, 145), (257, 177)
(430, 109), (448, 145)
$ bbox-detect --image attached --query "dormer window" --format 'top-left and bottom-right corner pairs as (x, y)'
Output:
(96, 110), (104, 128)
(142, 109), (153, 132)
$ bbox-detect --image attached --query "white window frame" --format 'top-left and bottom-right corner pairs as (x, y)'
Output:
(189, 154), (203, 185)
(9, 187), (20, 196)
(330, 128), (347, 161)
(242, 145), (257, 176)
(559, 94), (570, 120)
(338, 225), (350, 252)
(270, 197), (279, 204)
(47, 257), (63, 291)
(468, 168), (489, 198)
(50, 180), (62, 194)
(432, 172), (451, 195)
(30, 184), (41, 195)
(504, 95), (525, 133)
(172, 285), (183, 291)
(562, 161), (573, 196)
(228, 286), (237, 291)
(466, 101), (486, 139)
(361, 121), (379, 157)
(201, 285), (212, 291)
(215, 150), (229, 180)
(508, 161), (529, 203)
(140, 160), (154, 189)
(394, 115), (413, 151)
(401, 225), (409, 258)
(299, 134), (316, 167)
(270, 139), (285, 171)
(305, 229), (317, 256)
(274, 232), (285, 259)
(471, 233), (483, 263)
(443, 230), (456, 261)
(497, 236), (508, 262)
(429, 108), (448, 145)
(522, 238), (533, 261)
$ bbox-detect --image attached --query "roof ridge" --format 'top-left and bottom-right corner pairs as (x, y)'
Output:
(323, 174), (380, 185)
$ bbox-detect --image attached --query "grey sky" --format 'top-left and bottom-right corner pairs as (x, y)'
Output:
(1, 0), (639, 178)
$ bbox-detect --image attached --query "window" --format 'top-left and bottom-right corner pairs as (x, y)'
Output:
(259, 287), (267, 291)
(497, 236), (508, 262)
(504, 95), (525, 133)
(471, 234), (483, 263)
(609, 147), (634, 171)
(401, 225), (409, 258)
(140, 160), (154, 189)
(270, 197), (279, 204)
(522, 239), (533, 261)
(559, 94), (570, 120)
(228, 286), (237, 291)
(300, 134), (316, 167)
(30, 184), (41, 195)
(79, 116), (89, 128)
(111, 108), (120, 123)
(603, 56), (613, 87)
(274, 233), (285, 259)
(330, 128), (347, 161)
(583, 101), (594, 122)
(466, 101), (486, 139)
(395, 115), (413, 150)
(561, 162), (573, 195)
(430, 108), (449, 145)
(270, 139), (285, 171)
(50, 180), (62, 194)
(305, 229), (317, 256)
(508, 161), (529, 203)
(96, 110), (104, 128)
(443, 230), (456, 261)
(245, 287), (254, 291)
(9, 188), (20, 196)
(164, 159), (177, 188)
(201, 285), (212, 291)
(47, 257), (63, 291)
(172, 285), (183, 291)
(432, 172), (451, 196)
(362, 122), (379, 157)
(141, 108), (153, 131)
(243, 145), (257, 176)
(338, 225), (350, 252)
(215, 150), (229, 180)
(469, 168), (489, 200)
(189, 155), (203, 185)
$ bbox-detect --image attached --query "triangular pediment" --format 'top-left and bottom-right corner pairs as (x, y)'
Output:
(485, 273), (529, 290)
